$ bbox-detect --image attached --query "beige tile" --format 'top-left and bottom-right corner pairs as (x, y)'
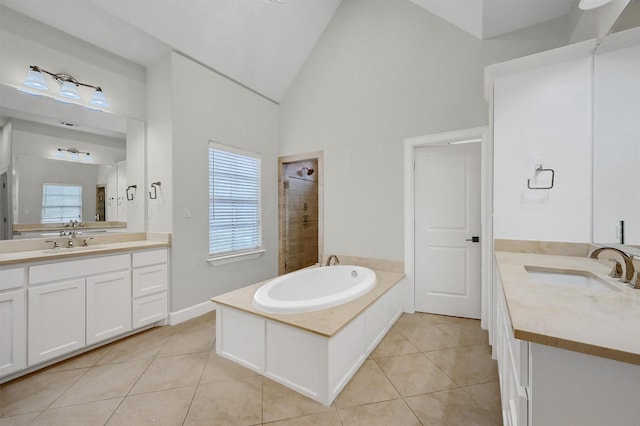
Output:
(129, 352), (207, 395)
(264, 409), (342, 426)
(425, 345), (498, 386)
(338, 399), (420, 426)
(46, 345), (112, 373)
(199, 351), (259, 384)
(376, 353), (457, 397)
(96, 330), (169, 366)
(184, 377), (262, 425)
(50, 359), (149, 408)
(393, 317), (460, 352)
(0, 412), (41, 426)
(1, 368), (88, 416)
(107, 386), (196, 426)
(334, 360), (400, 408)
(371, 327), (419, 359)
(172, 311), (216, 334)
(262, 378), (332, 423)
(436, 319), (489, 345)
(31, 398), (122, 426)
(405, 388), (501, 426)
(157, 328), (215, 358)
(462, 381), (502, 418)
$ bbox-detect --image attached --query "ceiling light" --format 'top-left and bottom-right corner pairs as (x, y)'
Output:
(21, 65), (110, 109)
(578, 0), (613, 10)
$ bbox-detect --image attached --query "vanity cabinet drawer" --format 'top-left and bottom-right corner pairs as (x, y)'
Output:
(132, 264), (167, 297)
(133, 292), (168, 328)
(133, 249), (167, 268)
(29, 254), (130, 285)
(0, 267), (25, 291)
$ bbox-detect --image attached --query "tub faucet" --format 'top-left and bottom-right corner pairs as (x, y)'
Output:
(325, 255), (340, 266)
(589, 246), (637, 288)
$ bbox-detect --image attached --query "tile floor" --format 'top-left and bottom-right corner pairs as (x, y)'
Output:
(0, 311), (502, 425)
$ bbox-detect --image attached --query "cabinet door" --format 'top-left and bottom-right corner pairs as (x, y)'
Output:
(28, 279), (85, 365)
(0, 290), (27, 377)
(86, 271), (132, 345)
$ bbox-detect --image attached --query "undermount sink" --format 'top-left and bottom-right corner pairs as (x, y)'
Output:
(525, 266), (621, 292)
(42, 245), (105, 254)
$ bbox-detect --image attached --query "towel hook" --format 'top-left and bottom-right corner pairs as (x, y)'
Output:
(149, 181), (161, 199)
(527, 164), (555, 190)
(126, 185), (137, 201)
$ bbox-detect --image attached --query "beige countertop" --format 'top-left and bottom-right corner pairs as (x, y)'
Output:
(212, 269), (405, 338)
(0, 233), (171, 266)
(495, 251), (640, 365)
(13, 222), (127, 233)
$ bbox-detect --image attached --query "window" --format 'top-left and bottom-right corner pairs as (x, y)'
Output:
(208, 142), (262, 259)
(41, 183), (82, 223)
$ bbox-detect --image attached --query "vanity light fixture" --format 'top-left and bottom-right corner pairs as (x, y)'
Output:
(56, 147), (92, 162)
(578, 0), (613, 10)
(22, 65), (110, 108)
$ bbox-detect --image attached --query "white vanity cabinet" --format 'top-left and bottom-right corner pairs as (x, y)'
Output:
(28, 254), (131, 365)
(132, 249), (168, 328)
(0, 267), (27, 377)
(86, 270), (132, 345)
(28, 278), (86, 365)
(493, 270), (529, 426)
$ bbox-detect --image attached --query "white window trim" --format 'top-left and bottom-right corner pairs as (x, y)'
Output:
(207, 248), (266, 266)
(208, 141), (263, 263)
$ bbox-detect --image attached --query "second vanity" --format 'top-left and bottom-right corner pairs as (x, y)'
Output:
(492, 244), (640, 426)
(0, 232), (171, 383)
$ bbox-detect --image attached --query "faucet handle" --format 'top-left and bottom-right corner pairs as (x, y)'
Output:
(82, 237), (94, 247)
(608, 259), (623, 279)
(45, 240), (59, 249)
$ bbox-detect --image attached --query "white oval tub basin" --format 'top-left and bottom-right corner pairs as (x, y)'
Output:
(253, 265), (377, 314)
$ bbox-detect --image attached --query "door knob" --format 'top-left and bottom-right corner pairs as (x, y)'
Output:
(465, 236), (480, 243)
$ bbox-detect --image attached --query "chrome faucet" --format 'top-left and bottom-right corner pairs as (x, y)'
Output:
(67, 231), (77, 248)
(589, 246), (637, 288)
(325, 254), (340, 266)
(82, 237), (94, 247)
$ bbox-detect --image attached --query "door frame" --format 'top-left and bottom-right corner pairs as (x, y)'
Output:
(404, 126), (491, 326)
(277, 151), (324, 276)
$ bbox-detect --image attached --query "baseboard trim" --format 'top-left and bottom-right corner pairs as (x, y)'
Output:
(169, 300), (216, 325)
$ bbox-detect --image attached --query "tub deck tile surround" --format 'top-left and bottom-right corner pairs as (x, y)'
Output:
(212, 269), (404, 337)
(495, 249), (640, 365)
(0, 233), (172, 265)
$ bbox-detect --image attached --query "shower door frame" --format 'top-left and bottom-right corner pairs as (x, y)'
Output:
(277, 151), (324, 276)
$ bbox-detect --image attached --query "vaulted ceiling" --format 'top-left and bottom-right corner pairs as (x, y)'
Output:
(0, 0), (626, 102)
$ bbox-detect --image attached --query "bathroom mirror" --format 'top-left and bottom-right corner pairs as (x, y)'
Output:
(592, 4), (640, 250)
(0, 82), (146, 240)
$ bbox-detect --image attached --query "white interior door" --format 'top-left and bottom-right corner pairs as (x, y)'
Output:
(414, 142), (481, 318)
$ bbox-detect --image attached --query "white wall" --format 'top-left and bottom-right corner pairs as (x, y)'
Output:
(279, 0), (572, 261)
(146, 55), (173, 233)
(592, 42), (640, 244)
(147, 52), (279, 312)
(0, 6), (146, 121)
(493, 57), (593, 242)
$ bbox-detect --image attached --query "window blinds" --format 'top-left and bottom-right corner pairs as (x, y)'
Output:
(41, 183), (82, 223)
(209, 144), (261, 256)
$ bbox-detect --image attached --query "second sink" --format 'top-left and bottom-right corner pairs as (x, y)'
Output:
(525, 266), (621, 292)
